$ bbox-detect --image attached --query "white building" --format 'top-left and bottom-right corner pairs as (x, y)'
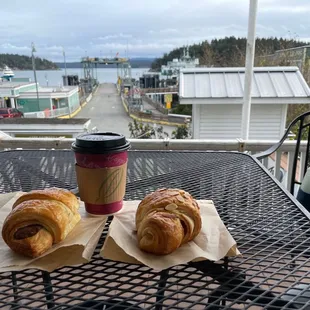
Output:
(179, 67), (310, 140)
(0, 79), (80, 114)
(0, 81), (37, 108)
(17, 86), (80, 114)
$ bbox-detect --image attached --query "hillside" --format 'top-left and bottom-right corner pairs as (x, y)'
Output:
(0, 54), (58, 70)
(153, 36), (310, 126)
(151, 36), (309, 70)
(56, 57), (154, 69)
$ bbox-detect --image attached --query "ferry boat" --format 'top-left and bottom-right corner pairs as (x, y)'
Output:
(161, 46), (199, 79)
(2, 65), (14, 80)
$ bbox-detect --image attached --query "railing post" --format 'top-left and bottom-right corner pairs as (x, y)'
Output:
(274, 150), (282, 180)
(299, 152), (307, 183)
(164, 138), (169, 149)
(237, 139), (245, 153)
(262, 157), (269, 168)
(286, 151), (295, 193)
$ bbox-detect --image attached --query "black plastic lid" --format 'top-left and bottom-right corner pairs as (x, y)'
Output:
(72, 132), (130, 154)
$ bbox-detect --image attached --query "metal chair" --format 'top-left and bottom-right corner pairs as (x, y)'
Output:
(255, 110), (310, 195)
(255, 112), (310, 307)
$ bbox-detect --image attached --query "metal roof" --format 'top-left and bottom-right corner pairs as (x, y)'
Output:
(179, 67), (310, 101)
(22, 86), (78, 93)
(0, 81), (36, 89)
(0, 118), (89, 125)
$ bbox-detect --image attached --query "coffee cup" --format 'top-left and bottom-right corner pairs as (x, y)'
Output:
(72, 132), (130, 215)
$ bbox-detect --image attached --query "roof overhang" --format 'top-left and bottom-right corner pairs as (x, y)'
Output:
(179, 66), (310, 101)
(180, 97), (310, 105)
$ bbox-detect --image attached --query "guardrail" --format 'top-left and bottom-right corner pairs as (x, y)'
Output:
(142, 95), (168, 115)
(0, 137), (306, 193)
(142, 87), (178, 94)
(130, 110), (187, 124)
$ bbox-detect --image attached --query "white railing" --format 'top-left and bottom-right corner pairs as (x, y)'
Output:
(23, 111), (45, 118)
(0, 137), (306, 193)
(24, 107), (69, 119)
(50, 107), (70, 117)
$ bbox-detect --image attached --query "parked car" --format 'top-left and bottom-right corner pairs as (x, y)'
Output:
(0, 108), (24, 118)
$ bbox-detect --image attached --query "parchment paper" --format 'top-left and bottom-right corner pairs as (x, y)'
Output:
(101, 200), (240, 271)
(0, 193), (107, 272)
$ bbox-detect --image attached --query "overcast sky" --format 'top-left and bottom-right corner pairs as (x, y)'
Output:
(1, 0), (310, 62)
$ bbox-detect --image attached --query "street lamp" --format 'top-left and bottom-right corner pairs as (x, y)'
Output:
(45, 74), (48, 87)
(31, 42), (39, 106)
(63, 47), (67, 86)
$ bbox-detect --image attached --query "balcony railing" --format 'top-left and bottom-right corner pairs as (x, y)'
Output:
(0, 137), (306, 194)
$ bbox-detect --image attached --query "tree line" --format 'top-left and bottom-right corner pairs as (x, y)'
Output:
(0, 54), (58, 70)
(151, 36), (310, 132)
(151, 36), (308, 70)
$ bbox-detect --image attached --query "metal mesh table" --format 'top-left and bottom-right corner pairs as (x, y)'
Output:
(1, 150), (310, 309)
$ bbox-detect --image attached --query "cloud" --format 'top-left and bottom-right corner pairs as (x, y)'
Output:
(97, 33), (133, 40)
(1, 43), (30, 51)
(0, 0), (309, 61)
(260, 3), (310, 13)
(148, 29), (179, 35)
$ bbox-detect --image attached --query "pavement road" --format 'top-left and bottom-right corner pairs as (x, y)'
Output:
(76, 83), (176, 138)
(76, 83), (131, 137)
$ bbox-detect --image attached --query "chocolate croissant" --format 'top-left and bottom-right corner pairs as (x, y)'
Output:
(136, 188), (202, 255)
(2, 188), (81, 258)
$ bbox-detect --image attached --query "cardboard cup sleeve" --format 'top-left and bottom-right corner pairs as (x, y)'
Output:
(75, 162), (127, 205)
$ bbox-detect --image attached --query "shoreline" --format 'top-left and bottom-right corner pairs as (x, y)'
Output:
(13, 67), (151, 71)
(12, 69), (60, 71)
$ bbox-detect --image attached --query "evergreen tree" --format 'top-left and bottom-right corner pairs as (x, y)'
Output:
(0, 54), (58, 70)
(151, 36), (309, 70)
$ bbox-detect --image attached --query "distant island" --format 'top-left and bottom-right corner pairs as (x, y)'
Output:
(0, 54), (154, 71)
(0, 53), (58, 70)
(56, 57), (154, 69)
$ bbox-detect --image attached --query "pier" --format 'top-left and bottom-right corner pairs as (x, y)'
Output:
(76, 83), (131, 136)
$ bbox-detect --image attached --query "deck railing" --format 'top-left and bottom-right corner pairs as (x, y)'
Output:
(0, 137), (306, 193)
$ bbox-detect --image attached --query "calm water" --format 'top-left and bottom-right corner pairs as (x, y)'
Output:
(14, 68), (150, 86)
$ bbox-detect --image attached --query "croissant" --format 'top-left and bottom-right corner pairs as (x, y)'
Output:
(136, 188), (202, 255)
(2, 188), (81, 258)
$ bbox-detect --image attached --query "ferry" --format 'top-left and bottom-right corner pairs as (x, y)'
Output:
(2, 65), (14, 80)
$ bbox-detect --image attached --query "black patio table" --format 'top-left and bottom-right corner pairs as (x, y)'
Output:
(1, 149), (310, 309)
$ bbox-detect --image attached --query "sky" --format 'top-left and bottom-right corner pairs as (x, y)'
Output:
(1, 0), (310, 62)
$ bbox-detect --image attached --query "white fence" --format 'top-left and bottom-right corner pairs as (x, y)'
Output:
(24, 107), (69, 119)
(0, 137), (306, 193)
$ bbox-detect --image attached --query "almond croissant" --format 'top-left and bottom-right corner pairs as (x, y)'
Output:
(2, 188), (81, 258)
(136, 188), (202, 255)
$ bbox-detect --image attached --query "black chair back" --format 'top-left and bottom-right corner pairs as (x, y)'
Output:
(255, 110), (310, 194)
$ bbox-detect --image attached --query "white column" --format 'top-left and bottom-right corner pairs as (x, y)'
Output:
(241, 0), (258, 140)
(10, 98), (15, 108)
